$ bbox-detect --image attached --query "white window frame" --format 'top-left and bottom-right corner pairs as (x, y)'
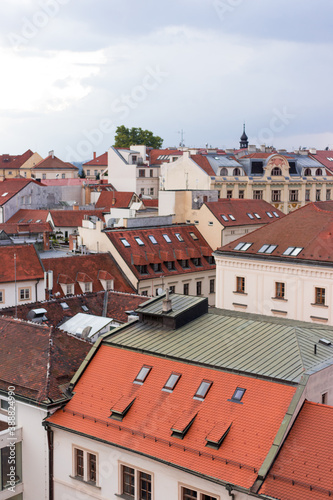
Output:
(179, 483), (220, 500)
(19, 287), (31, 301)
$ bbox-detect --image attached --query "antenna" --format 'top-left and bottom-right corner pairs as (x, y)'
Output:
(178, 129), (185, 147)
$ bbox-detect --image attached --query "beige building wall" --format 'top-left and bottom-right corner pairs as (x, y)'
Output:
(160, 152), (211, 191)
(20, 152), (43, 178)
(31, 168), (78, 180)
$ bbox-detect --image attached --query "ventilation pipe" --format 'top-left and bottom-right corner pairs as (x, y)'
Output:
(162, 288), (172, 313)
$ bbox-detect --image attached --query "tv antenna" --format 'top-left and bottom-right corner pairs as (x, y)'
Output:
(178, 129), (185, 147)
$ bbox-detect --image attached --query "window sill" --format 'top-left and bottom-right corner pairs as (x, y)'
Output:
(311, 303), (328, 308)
(69, 476), (101, 489)
(232, 302), (247, 309)
(233, 291), (248, 295)
(271, 297), (288, 302)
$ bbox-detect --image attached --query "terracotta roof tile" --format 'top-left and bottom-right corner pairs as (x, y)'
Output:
(95, 191), (136, 210)
(0, 150), (34, 169)
(83, 152), (108, 167)
(49, 209), (105, 227)
(33, 155), (78, 171)
(0, 244), (44, 282)
(143, 199), (158, 208)
(46, 345), (296, 489)
(206, 199), (285, 227)
(149, 149), (182, 165)
(191, 154), (216, 176)
(7, 209), (49, 223)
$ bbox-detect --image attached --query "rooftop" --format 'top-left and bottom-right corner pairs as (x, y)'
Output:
(205, 199), (285, 226)
(32, 154), (78, 171)
(49, 209), (105, 227)
(95, 191), (137, 211)
(0, 178), (42, 206)
(0, 244), (44, 282)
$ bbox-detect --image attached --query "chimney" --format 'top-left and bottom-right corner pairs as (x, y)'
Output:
(73, 204), (79, 211)
(162, 288), (172, 313)
(49, 150), (54, 159)
(93, 152), (97, 160)
(112, 190), (116, 205)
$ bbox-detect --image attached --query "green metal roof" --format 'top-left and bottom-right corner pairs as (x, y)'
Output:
(137, 293), (206, 318)
(104, 307), (333, 384)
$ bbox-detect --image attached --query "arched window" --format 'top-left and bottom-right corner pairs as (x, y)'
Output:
(316, 168), (322, 176)
(304, 168), (311, 176)
(233, 167), (241, 176)
(271, 167), (282, 176)
(220, 167), (228, 176)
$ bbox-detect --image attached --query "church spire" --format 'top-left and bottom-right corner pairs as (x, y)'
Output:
(240, 123), (248, 149)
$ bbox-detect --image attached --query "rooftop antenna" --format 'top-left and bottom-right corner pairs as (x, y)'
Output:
(178, 129), (185, 147)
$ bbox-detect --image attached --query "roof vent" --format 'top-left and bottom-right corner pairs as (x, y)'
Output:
(319, 338), (332, 346)
(162, 288), (172, 313)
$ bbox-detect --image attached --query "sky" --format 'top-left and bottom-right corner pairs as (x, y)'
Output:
(0, 0), (333, 162)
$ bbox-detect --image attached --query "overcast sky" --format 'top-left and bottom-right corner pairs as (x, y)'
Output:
(0, 0), (332, 161)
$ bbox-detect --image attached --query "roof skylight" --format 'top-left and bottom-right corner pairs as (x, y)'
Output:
(283, 246), (303, 256)
(162, 372), (181, 392)
(247, 213), (254, 219)
(134, 237), (144, 246)
(175, 233), (184, 242)
(120, 238), (130, 247)
(229, 387), (246, 403)
(266, 212), (273, 218)
(221, 215), (229, 222)
(148, 235), (157, 244)
(134, 365), (152, 384)
(258, 244), (277, 254)
(60, 302), (69, 310)
(163, 234), (172, 243)
(273, 212), (280, 218)
(228, 214), (236, 221)
(254, 213), (261, 219)
(193, 380), (212, 400)
(234, 242), (252, 251)
(189, 232), (198, 240)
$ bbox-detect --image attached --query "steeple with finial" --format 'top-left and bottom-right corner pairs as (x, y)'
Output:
(239, 123), (248, 149)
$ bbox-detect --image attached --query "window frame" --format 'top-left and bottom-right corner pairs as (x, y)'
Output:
(289, 189), (298, 202)
(162, 372), (181, 392)
(73, 446), (98, 486)
(275, 282), (285, 299)
(134, 365), (152, 384)
(193, 379), (212, 400)
(236, 276), (245, 294)
(315, 287), (325, 306)
(19, 287), (31, 301)
(180, 484), (219, 500)
(183, 283), (189, 295)
(196, 281), (202, 296)
(0, 290), (4, 304)
(209, 279), (215, 294)
(119, 463), (153, 500)
(271, 190), (281, 202)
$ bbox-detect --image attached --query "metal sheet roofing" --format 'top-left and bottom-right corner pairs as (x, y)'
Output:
(138, 293), (205, 318)
(60, 313), (112, 338)
(106, 308), (333, 383)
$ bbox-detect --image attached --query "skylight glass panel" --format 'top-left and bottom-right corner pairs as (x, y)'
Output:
(120, 238), (130, 247)
(247, 213), (254, 219)
(134, 237), (144, 246)
(266, 245), (277, 254)
(283, 247), (294, 256)
(36, 219), (42, 223)
(273, 212), (280, 218)
(60, 302), (69, 310)
(228, 214), (236, 221)
(189, 232), (198, 240)
(221, 215), (229, 222)
(258, 244), (270, 253)
(240, 243), (252, 251)
(231, 387), (246, 402)
(163, 372), (181, 391)
(148, 235), (157, 244)
(175, 233), (184, 242)
(254, 213), (261, 219)
(163, 234), (172, 243)
(194, 380), (212, 400)
(291, 247), (302, 256)
(134, 365), (152, 384)
(234, 242), (245, 250)
(266, 212), (273, 218)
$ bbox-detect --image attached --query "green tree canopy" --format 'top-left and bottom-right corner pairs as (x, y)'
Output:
(114, 126), (163, 149)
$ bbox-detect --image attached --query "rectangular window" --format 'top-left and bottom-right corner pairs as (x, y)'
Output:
(238, 190), (244, 199)
(94, 170), (98, 177)
(139, 169), (145, 178)
(42, 173), (46, 180)
(165, 261), (175, 271)
(305, 189), (310, 201)
(183, 283), (189, 295)
(150, 188), (154, 196)
(121, 465), (152, 500)
(87, 169), (90, 176)
(66, 284), (74, 295)
(316, 189), (321, 201)
(192, 258), (201, 267)
(236, 277), (245, 293)
(326, 189), (331, 201)
(122, 466), (135, 497)
(141, 291), (148, 296)
(62, 173), (65, 179)
(289, 190), (298, 202)
(315, 287), (325, 305)
(84, 282), (92, 293)
(0, 290), (3, 303)
(226, 190), (232, 199)
(106, 280), (113, 290)
(75, 448), (84, 479)
(150, 169), (153, 177)
(253, 190), (263, 200)
(88, 453), (96, 483)
(169, 285), (176, 293)
(179, 259), (189, 269)
(210, 279), (215, 293)
(322, 392), (328, 404)
(181, 486), (217, 500)
(19, 288), (30, 301)
(271, 190), (281, 202)
(196, 281), (202, 296)
(275, 282), (285, 299)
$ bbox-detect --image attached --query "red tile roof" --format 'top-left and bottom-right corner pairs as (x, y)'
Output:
(7, 209), (49, 223)
(206, 199), (285, 227)
(95, 191), (136, 210)
(0, 150), (34, 169)
(0, 244), (44, 282)
(49, 209), (105, 227)
(47, 345), (296, 489)
(309, 150), (333, 171)
(83, 152), (108, 167)
(260, 401), (333, 500)
(105, 225), (215, 280)
(33, 155), (78, 171)
(218, 202), (333, 263)
(149, 149), (182, 165)
(0, 316), (90, 403)
(0, 222), (52, 234)
(143, 199), (158, 208)
(42, 253), (135, 296)
(191, 154), (216, 176)
(0, 178), (42, 206)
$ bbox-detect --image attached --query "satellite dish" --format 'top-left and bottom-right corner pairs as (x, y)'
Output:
(193, 198), (198, 203)
(157, 288), (164, 296)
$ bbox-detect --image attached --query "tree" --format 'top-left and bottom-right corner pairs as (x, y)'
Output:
(114, 126), (163, 149)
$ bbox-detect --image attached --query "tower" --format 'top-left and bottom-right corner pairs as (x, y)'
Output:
(239, 124), (248, 149)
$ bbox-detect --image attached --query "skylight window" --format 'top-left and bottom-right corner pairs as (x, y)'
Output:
(27, 219), (33, 223)
(273, 212), (280, 218)
(175, 233), (184, 242)
(60, 302), (69, 310)
(234, 242), (252, 251)
(254, 213), (261, 219)
(194, 380), (212, 400)
(258, 244), (277, 254)
(163, 372), (181, 392)
(134, 237), (144, 246)
(134, 365), (152, 384)
(221, 215), (229, 222)
(247, 213), (254, 219)
(229, 387), (246, 403)
(36, 219), (42, 223)
(189, 232), (198, 240)
(148, 235), (157, 244)
(81, 305), (89, 312)
(1, 193), (8, 197)
(266, 212), (273, 218)
(228, 214), (236, 221)
(163, 234), (172, 243)
(120, 238), (130, 247)
(283, 246), (303, 256)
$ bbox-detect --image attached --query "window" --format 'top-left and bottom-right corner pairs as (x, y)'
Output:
(316, 189), (321, 201)
(196, 281), (202, 296)
(275, 282), (285, 299)
(210, 279), (215, 293)
(120, 238), (130, 247)
(289, 190), (298, 202)
(94, 170), (98, 177)
(220, 167), (228, 176)
(192, 257), (202, 267)
(236, 276), (245, 293)
(135, 237), (145, 246)
(148, 235), (157, 244)
(271, 190), (281, 202)
(194, 380), (212, 400)
(247, 213), (254, 219)
(228, 214), (236, 221)
(273, 211), (280, 218)
(84, 282), (92, 293)
(66, 284), (74, 295)
(136, 265), (148, 274)
(234, 242), (252, 251)
(183, 283), (189, 295)
(206, 255), (215, 264)
(106, 280), (113, 290)
(139, 169), (145, 177)
(175, 233), (184, 242)
(0, 290), (4, 303)
(169, 285), (175, 293)
(283, 246), (303, 256)
(152, 263), (162, 273)
(316, 168), (322, 176)
(19, 288), (30, 301)
(305, 189), (310, 201)
(62, 173), (65, 179)
(121, 465), (152, 500)
(163, 372), (181, 391)
(42, 173), (46, 180)
(253, 190), (263, 200)
(304, 168), (311, 176)
(0, 399), (8, 411)
(165, 261), (175, 271)
(239, 190), (244, 199)
(189, 232), (198, 240)
(140, 188), (145, 195)
(315, 287), (325, 305)
(180, 487), (218, 500)
(226, 190), (232, 199)
(322, 392), (328, 404)
(326, 189), (331, 201)
(179, 259), (189, 269)
(141, 291), (148, 296)
(163, 234), (172, 243)
(271, 167), (282, 176)
(73, 448), (97, 485)
(134, 365), (151, 384)
(230, 387), (246, 403)
(132, 155), (137, 162)
(258, 244), (277, 254)
(87, 169), (90, 176)
(150, 169), (153, 177)
(221, 215), (229, 222)
(233, 167), (241, 176)
(150, 188), (154, 196)
(266, 211), (273, 218)
(254, 213), (261, 219)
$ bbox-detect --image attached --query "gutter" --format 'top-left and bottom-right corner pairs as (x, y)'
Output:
(46, 424), (54, 500)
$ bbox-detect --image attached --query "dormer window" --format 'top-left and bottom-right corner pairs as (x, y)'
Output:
(233, 167), (241, 176)
(271, 167), (282, 176)
(220, 167), (228, 176)
(84, 282), (92, 293)
(316, 168), (322, 176)
(304, 168), (311, 176)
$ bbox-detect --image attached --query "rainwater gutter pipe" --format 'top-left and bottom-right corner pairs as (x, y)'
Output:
(225, 484), (235, 500)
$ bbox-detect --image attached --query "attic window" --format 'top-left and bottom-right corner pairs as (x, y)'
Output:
(233, 242), (252, 251)
(60, 302), (69, 310)
(171, 413), (197, 439)
(81, 305), (89, 312)
(283, 246), (303, 256)
(206, 422), (232, 450)
(175, 233), (184, 242)
(193, 380), (212, 400)
(266, 212), (273, 218)
(163, 234), (172, 243)
(229, 387), (246, 403)
(110, 397), (135, 421)
(27, 219), (33, 223)
(221, 215), (229, 222)
(273, 212), (280, 218)
(120, 238), (130, 247)
(134, 237), (144, 246)
(189, 232), (198, 240)
(36, 219), (42, 223)
(254, 213), (261, 219)
(1, 193), (8, 197)
(258, 244), (277, 254)
(228, 214), (236, 221)
(134, 365), (152, 384)
(148, 235), (157, 244)
(162, 372), (181, 392)
(247, 213), (254, 219)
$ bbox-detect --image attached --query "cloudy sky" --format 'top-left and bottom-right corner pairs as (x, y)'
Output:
(0, 0), (332, 161)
